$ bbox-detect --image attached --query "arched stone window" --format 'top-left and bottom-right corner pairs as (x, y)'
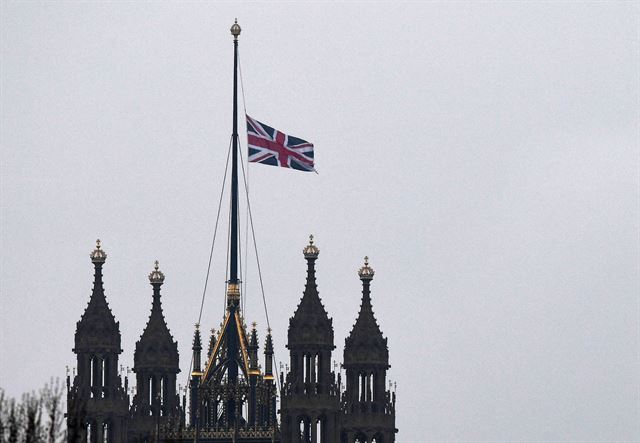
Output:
(316, 353), (323, 388)
(372, 371), (378, 402)
(359, 372), (366, 402)
(203, 399), (209, 426)
(310, 354), (317, 385)
(101, 358), (106, 397)
(148, 376), (155, 415)
(242, 397), (248, 423)
(89, 356), (95, 397)
(298, 416), (311, 443)
(303, 354), (310, 384)
(316, 415), (326, 443)
(102, 422), (109, 443)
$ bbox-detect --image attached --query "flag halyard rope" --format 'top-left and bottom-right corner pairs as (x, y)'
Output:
(238, 141), (283, 393)
(239, 46), (251, 318)
(187, 45), (283, 403)
(238, 49), (283, 394)
(185, 135), (233, 399)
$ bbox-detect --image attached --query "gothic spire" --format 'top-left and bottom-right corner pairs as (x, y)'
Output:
(69, 240), (128, 443)
(288, 235), (334, 349)
(192, 323), (202, 372)
(248, 323), (259, 371)
(82, 240), (114, 322)
(134, 261), (179, 371)
(74, 240), (120, 353)
(344, 257), (388, 367)
(207, 328), (216, 358)
(264, 328), (274, 380)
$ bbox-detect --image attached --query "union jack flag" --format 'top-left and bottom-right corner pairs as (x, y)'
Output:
(246, 115), (315, 172)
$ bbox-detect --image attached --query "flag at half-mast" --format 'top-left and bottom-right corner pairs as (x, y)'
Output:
(246, 114), (315, 172)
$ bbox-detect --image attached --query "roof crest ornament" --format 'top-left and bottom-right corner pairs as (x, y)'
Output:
(303, 234), (320, 259)
(358, 256), (375, 281)
(90, 239), (107, 264)
(149, 260), (165, 285)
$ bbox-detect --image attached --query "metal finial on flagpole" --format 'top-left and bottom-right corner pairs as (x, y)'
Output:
(230, 19), (241, 40)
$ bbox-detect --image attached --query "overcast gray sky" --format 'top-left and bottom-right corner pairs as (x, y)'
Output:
(1, 2), (638, 442)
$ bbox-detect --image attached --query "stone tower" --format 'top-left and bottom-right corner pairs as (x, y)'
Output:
(281, 236), (340, 443)
(129, 261), (181, 442)
(341, 258), (396, 443)
(67, 240), (129, 443)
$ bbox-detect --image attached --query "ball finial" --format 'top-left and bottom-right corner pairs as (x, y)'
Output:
(149, 260), (165, 285)
(230, 19), (241, 39)
(90, 239), (107, 264)
(303, 234), (320, 259)
(358, 256), (375, 281)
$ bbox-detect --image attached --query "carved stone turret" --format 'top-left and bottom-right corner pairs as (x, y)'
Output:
(341, 257), (396, 443)
(68, 240), (129, 443)
(287, 235), (334, 350)
(189, 324), (202, 428)
(207, 328), (216, 359)
(74, 240), (120, 354)
(129, 261), (181, 441)
(281, 236), (340, 443)
(344, 257), (388, 368)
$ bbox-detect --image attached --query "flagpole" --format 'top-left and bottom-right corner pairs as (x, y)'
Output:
(230, 19), (240, 294)
(227, 18), (242, 428)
